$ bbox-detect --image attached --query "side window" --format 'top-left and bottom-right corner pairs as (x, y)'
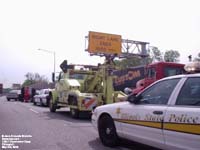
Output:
(38, 90), (41, 95)
(147, 68), (156, 78)
(176, 77), (200, 106)
(44, 90), (49, 94)
(40, 90), (44, 95)
(137, 78), (180, 105)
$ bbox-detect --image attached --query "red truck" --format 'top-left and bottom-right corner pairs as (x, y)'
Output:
(133, 62), (185, 94)
(113, 62), (185, 94)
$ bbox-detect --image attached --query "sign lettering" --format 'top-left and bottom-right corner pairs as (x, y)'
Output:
(88, 31), (121, 55)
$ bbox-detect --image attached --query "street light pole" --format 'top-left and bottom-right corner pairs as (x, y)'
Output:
(53, 51), (56, 78)
(38, 48), (56, 82)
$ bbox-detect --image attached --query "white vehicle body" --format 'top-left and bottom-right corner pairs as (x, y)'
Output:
(6, 90), (21, 101)
(92, 73), (200, 150)
(33, 89), (51, 106)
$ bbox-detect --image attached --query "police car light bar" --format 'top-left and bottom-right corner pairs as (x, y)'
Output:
(184, 62), (200, 73)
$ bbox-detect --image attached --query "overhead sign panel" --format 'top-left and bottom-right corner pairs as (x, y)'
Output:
(88, 31), (122, 55)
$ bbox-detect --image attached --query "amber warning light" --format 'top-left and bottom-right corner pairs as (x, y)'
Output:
(184, 62), (200, 73)
(88, 31), (122, 55)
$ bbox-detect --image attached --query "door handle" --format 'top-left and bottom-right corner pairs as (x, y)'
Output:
(153, 111), (163, 115)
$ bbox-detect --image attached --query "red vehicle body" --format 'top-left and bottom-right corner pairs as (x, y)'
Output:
(24, 87), (30, 102)
(133, 62), (185, 94)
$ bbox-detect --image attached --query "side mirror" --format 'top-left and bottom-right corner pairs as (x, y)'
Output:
(127, 94), (136, 103)
(60, 60), (68, 73)
(124, 87), (132, 95)
(127, 94), (142, 104)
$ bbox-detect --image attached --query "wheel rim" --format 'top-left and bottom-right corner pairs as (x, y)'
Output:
(98, 116), (118, 146)
(103, 125), (114, 138)
(106, 128), (111, 135)
(100, 119), (115, 138)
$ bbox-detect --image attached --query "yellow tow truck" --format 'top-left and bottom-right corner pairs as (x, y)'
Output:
(49, 57), (126, 118)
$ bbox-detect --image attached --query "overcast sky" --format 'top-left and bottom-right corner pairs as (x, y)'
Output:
(0, 0), (199, 88)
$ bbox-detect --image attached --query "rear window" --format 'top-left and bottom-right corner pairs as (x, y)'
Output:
(164, 67), (184, 77)
(176, 77), (200, 106)
(44, 90), (49, 94)
(10, 90), (20, 94)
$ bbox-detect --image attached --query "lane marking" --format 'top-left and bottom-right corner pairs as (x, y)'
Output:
(30, 108), (39, 114)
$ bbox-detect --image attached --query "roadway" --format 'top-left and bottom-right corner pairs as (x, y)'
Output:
(0, 96), (156, 150)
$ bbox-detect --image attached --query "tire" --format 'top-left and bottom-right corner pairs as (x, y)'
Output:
(33, 98), (36, 105)
(46, 96), (50, 107)
(98, 115), (119, 147)
(68, 96), (78, 105)
(70, 108), (79, 118)
(7, 98), (10, 101)
(49, 96), (57, 112)
(40, 98), (44, 107)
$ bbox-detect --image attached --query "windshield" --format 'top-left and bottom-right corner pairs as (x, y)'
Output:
(69, 73), (85, 80)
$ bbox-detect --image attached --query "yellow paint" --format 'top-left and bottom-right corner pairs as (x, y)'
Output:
(115, 119), (200, 135)
(164, 123), (200, 135)
(116, 119), (162, 129)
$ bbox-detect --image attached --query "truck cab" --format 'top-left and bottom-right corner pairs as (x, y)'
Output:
(133, 62), (185, 94)
(144, 62), (185, 87)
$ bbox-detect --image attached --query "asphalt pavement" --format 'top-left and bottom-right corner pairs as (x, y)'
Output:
(0, 96), (156, 150)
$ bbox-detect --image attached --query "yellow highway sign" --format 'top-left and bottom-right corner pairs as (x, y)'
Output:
(88, 31), (121, 55)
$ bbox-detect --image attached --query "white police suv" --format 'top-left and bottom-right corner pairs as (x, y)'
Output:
(92, 73), (200, 150)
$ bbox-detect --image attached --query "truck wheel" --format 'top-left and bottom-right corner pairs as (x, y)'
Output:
(98, 115), (119, 147)
(40, 98), (45, 107)
(33, 98), (36, 105)
(68, 96), (78, 105)
(70, 108), (79, 118)
(49, 96), (57, 112)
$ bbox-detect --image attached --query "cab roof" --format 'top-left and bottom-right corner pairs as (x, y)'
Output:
(157, 73), (200, 81)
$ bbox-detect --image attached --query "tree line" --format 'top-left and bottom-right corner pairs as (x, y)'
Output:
(115, 48), (200, 69)
(22, 72), (48, 87)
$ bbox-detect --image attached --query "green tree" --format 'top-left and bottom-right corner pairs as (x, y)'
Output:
(22, 72), (48, 86)
(114, 57), (142, 69)
(151, 47), (163, 62)
(114, 47), (163, 68)
(147, 46), (163, 63)
(164, 50), (180, 62)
